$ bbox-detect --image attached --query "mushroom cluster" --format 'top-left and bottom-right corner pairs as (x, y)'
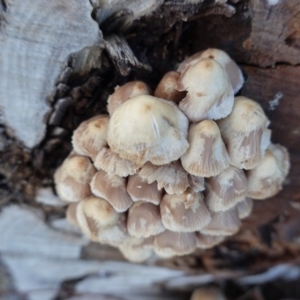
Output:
(54, 48), (290, 262)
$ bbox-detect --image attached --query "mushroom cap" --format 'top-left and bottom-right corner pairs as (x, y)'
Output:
(236, 198), (253, 219)
(195, 232), (225, 249)
(154, 230), (197, 258)
(154, 71), (185, 103)
(218, 96), (270, 170)
(205, 166), (247, 212)
(94, 147), (139, 177)
(127, 201), (165, 238)
(176, 58), (234, 122)
(107, 81), (151, 115)
(127, 173), (163, 205)
(160, 191), (211, 232)
(72, 115), (110, 161)
(181, 120), (230, 177)
(139, 161), (190, 195)
(107, 95), (189, 165)
(268, 143), (290, 178)
(188, 175), (205, 192)
(90, 169), (133, 212)
(66, 203), (79, 227)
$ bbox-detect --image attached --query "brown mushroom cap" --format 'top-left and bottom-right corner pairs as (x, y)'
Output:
(127, 201), (165, 238)
(160, 191), (211, 232)
(90, 169), (133, 212)
(107, 95), (189, 166)
(217, 96), (270, 170)
(176, 58), (234, 122)
(72, 115), (110, 161)
(181, 120), (230, 178)
(107, 81), (152, 116)
(205, 166), (247, 212)
(195, 232), (225, 249)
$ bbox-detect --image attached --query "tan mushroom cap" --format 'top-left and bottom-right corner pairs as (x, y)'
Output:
(127, 173), (163, 205)
(119, 237), (154, 263)
(72, 115), (110, 161)
(94, 147), (139, 177)
(107, 95), (189, 166)
(246, 146), (289, 200)
(54, 154), (96, 203)
(190, 287), (227, 300)
(154, 230), (196, 258)
(107, 81), (152, 115)
(139, 161), (190, 195)
(76, 196), (119, 241)
(205, 166), (247, 212)
(90, 169), (133, 212)
(218, 96), (270, 170)
(195, 232), (225, 249)
(127, 201), (165, 238)
(160, 191), (211, 232)
(181, 120), (230, 178)
(201, 208), (241, 236)
(236, 198), (253, 219)
(154, 71), (185, 103)
(176, 58), (234, 122)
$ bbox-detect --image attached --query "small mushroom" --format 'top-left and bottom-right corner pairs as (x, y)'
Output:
(107, 81), (152, 115)
(72, 115), (110, 161)
(200, 208), (241, 236)
(154, 230), (197, 258)
(139, 161), (190, 195)
(195, 232), (225, 249)
(176, 58), (234, 122)
(236, 198), (253, 219)
(54, 154), (96, 203)
(160, 190), (211, 232)
(127, 201), (165, 238)
(205, 166), (247, 212)
(90, 169), (133, 212)
(181, 120), (230, 177)
(127, 173), (163, 205)
(154, 71), (185, 103)
(107, 95), (189, 166)
(218, 96), (270, 170)
(94, 147), (140, 177)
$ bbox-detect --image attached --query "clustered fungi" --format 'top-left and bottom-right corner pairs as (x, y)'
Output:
(54, 48), (290, 262)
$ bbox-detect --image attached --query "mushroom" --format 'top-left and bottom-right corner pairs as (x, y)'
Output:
(66, 202), (79, 227)
(72, 115), (110, 161)
(54, 154), (96, 203)
(236, 198), (253, 219)
(154, 71), (185, 103)
(190, 287), (227, 300)
(178, 48), (244, 94)
(139, 161), (190, 195)
(107, 95), (189, 166)
(188, 174), (205, 193)
(94, 147), (140, 177)
(107, 81), (152, 115)
(195, 232), (225, 249)
(127, 201), (165, 238)
(205, 166), (247, 212)
(217, 96), (270, 170)
(127, 173), (163, 205)
(90, 169), (133, 212)
(154, 230), (197, 258)
(176, 58), (234, 122)
(160, 190), (211, 232)
(181, 120), (230, 177)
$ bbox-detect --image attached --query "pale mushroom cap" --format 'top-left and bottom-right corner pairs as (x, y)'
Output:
(94, 147), (139, 177)
(246, 148), (287, 200)
(127, 173), (163, 205)
(107, 95), (189, 165)
(107, 81), (152, 115)
(181, 120), (230, 177)
(218, 96), (270, 169)
(72, 115), (110, 160)
(160, 191), (211, 232)
(154, 230), (196, 258)
(268, 143), (290, 179)
(66, 203), (79, 227)
(177, 58), (234, 122)
(236, 198), (253, 219)
(127, 201), (165, 238)
(195, 232), (225, 249)
(154, 71), (185, 103)
(188, 175), (205, 193)
(206, 166), (247, 212)
(191, 287), (227, 300)
(90, 170), (133, 212)
(200, 208), (241, 236)
(139, 161), (190, 195)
